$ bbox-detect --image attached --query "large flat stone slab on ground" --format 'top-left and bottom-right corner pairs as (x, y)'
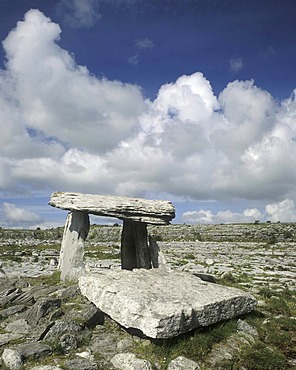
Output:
(49, 192), (175, 224)
(79, 269), (257, 339)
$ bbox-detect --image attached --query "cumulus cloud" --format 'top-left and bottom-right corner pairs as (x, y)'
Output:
(182, 199), (296, 224)
(182, 207), (263, 224)
(56, 0), (101, 28)
(1, 202), (43, 227)
(1, 9), (296, 225)
(265, 199), (296, 222)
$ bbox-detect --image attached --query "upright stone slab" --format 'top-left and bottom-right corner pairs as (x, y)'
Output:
(121, 220), (151, 270)
(59, 211), (90, 282)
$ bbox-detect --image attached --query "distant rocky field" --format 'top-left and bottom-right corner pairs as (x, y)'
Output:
(0, 223), (295, 369)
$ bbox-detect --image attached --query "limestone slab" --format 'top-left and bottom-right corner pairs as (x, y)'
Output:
(79, 269), (257, 339)
(49, 192), (175, 224)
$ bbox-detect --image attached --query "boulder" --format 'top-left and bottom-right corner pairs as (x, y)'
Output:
(79, 269), (257, 339)
(1, 348), (23, 370)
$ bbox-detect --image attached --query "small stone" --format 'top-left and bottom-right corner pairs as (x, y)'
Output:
(0, 333), (24, 346)
(5, 319), (32, 334)
(116, 338), (134, 352)
(167, 356), (200, 370)
(0, 304), (26, 318)
(205, 258), (214, 266)
(237, 319), (258, 336)
(16, 342), (52, 360)
(111, 353), (152, 370)
(30, 367), (62, 370)
(60, 333), (78, 351)
(1, 348), (23, 370)
(63, 358), (98, 370)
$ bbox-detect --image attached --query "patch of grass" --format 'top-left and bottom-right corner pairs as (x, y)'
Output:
(132, 320), (238, 369)
(29, 270), (62, 286)
(240, 340), (288, 370)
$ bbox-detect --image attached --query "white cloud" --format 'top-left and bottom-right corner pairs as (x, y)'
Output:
(128, 54), (139, 66)
(57, 0), (101, 28)
(135, 38), (154, 49)
(2, 202), (43, 227)
(265, 199), (296, 222)
(2, 9), (145, 155)
(182, 207), (263, 224)
(128, 38), (154, 66)
(229, 57), (243, 73)
(182, 199), (296, 224)
(1, 9), (296, 220)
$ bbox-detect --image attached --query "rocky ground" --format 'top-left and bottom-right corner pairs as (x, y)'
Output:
(0, 223), (295, 369)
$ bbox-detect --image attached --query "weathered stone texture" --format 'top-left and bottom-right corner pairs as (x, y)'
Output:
(49, 192), (175, 225)
(58, 210), (90, 281)
(79, 269), (257, 339)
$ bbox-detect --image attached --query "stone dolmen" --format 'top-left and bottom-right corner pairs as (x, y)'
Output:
(49, 191), (175, 281)
(50, 192), (257, 339)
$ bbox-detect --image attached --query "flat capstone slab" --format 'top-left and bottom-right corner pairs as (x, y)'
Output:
(79, 269), (257, 339)
(49, 192), (175, 225)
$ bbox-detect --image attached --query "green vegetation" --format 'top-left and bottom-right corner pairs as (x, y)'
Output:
(132, 320), (238, 369)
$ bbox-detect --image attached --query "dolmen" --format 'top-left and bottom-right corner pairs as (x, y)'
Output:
(49, 191), (257, 339)
(49, 191), (175, 281)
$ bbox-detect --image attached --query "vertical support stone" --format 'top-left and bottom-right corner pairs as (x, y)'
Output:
(148, 235), (170, 271)
(121, 220), (151, 270)
(58, 210), (90, 282)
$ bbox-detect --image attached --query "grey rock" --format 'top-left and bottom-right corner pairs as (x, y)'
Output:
(0, 278), (16, 292)
(79, 269), (257, 338)
(24, 298), (61, 326)
(5, 319), (32, 334)
(0, 333), (24, 346)
(89, 331), (119, 357)
(11, 290), (35, 305)
(65, 302), (104, 328)
(1, 348), (23, 370)
(116, 338), (134, 352)
(16, 342), (52, 360)
(30, 367), (62, 370)
(167, 356), (200, 370)
(205, 333), (253, 367)
(58, 211), (89, 282)
(179, 263), (216, 282)
(49, 192), (175, 225)
(0, 304), (26, 318)
(0, 287), (21, 307)
(54, 285), (81, 300)
(63, 358), (98, 370)
(41, 320), (91, 346)
(237, 318), (258, 336)
(60, 333), (78, 351)
(111, 353), (152, 370)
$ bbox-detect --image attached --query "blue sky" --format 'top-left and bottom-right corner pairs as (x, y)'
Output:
(0, 0), (296, 228)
